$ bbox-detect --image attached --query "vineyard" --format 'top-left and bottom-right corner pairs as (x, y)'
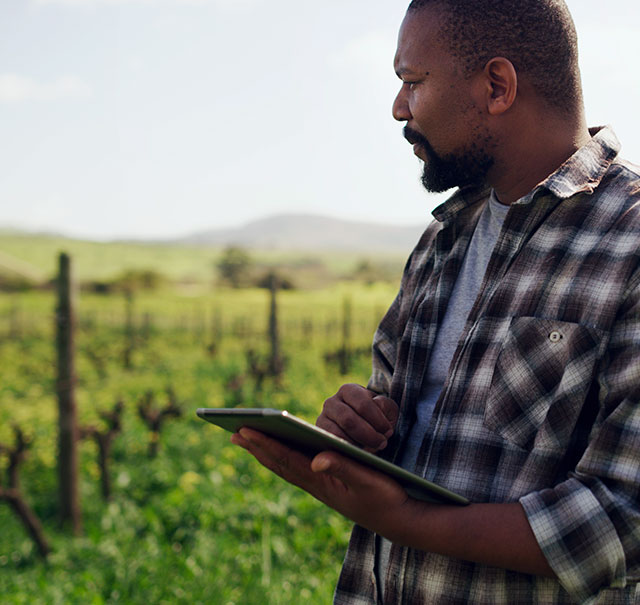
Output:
(0, 256), (398, 604)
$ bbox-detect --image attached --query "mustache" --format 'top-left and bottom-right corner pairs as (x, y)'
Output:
(403, 125), (430, 148)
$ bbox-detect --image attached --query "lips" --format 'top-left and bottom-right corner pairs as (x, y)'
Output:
(412, 143), (426, 161)
(403, 127), (422, 147)
(403, 125), (429, 156)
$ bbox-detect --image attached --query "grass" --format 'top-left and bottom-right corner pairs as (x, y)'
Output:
(0, 231), (406, 286)
(0, 280), (397, 604)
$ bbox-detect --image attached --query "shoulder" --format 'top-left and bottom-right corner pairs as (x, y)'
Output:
(594, 157), (640, 227)
(601, 156), (640, 196)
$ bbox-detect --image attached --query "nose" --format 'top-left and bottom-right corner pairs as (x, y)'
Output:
(392, 84), (411, 122)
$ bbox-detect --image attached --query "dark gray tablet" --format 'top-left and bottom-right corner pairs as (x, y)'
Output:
(196, 407), (469, 506)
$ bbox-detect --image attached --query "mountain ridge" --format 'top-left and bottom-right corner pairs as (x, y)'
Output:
(174, 213), (427, 253)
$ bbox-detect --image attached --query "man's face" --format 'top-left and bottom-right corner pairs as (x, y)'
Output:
(392, 8), (495, 192)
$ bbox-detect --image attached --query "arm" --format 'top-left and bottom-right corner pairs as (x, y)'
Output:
(231, 427), (555, 578)
(517, 275), (640, 601)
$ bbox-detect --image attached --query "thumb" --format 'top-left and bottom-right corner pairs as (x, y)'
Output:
(311, 452), (377, 488)
(311, 452), (334, 473)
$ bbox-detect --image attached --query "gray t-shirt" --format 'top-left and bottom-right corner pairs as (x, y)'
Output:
(376, 190), (510, 597)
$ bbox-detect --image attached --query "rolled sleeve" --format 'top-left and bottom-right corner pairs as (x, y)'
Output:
(521, 478), (627, 603)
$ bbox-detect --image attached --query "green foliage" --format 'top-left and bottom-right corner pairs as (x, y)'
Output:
(0, 273), (38, 293)
(84, 269), (167, 295)
(0, 233), (407, 289)
(350, 257), (404, 285)
(216, 246), (254, 288)
(255, 270), (295, 291)
(0, 283), (397, 603)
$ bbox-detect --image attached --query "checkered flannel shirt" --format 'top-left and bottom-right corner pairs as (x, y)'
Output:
(334, 127), (640, 604)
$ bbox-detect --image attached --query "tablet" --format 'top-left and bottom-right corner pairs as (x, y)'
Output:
(196, 407), (469, 506)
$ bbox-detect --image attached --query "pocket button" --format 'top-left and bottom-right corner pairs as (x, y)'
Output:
(549, 330), (563, 343)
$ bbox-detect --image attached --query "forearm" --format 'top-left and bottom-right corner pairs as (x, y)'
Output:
(385, 499), (556, 578)
(232, 428), (556, 579)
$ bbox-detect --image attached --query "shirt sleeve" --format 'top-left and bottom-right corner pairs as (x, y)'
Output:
(366, 244), (419, 397)
(367, 288), (402, 397)
(520, 273), (640, 603)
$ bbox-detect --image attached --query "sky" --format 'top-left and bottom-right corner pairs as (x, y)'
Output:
(1, 0), (639, 240)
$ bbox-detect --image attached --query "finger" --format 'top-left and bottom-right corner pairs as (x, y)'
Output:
(372, 395), (399, 434)
(230, 432), (250, 449)
(338, 384), (394, 435)
(316, 416), (357, 443)
(311, 452), (365, 480)
(322, 399), (388, 450)
(311, 451), (405, 500)
(236, 428), (313, 483)
(316, 416), (387, 454)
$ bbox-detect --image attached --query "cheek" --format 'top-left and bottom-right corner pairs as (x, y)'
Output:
(411, 87), (462, 128)
(440, 102), (485, 147)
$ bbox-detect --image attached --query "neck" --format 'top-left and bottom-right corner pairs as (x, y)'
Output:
(489, 110), (591, 205)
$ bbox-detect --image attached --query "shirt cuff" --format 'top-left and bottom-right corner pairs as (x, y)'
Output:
(520, 476), (627, 604)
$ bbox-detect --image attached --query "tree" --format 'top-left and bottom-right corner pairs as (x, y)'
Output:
(0, 426), (51, 558)
(216, 246), (252, 288)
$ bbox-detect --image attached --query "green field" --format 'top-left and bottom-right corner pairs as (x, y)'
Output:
(0, 231), (406, 288)
(0, 238), (399, 604)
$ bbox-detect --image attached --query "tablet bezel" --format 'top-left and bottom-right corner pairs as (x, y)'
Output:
(196, 407), (469, 506)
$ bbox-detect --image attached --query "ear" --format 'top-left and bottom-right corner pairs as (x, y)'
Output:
(482, 57), (517, 116)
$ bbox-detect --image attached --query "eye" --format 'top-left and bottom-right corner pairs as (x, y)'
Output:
(403, 72), (429, 90)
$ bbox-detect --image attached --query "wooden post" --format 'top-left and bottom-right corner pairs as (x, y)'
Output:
(207, 307), (222, 357)
(123, 289), (135, 370)
(8, 299), (21, 340)
(212, 307), (222, 342)
(267, 274), (282, 378)
(55, 252), (82, 534)
(339, 297), (352, 375)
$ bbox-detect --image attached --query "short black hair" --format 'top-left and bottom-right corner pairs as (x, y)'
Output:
(407, 0), (582, 115)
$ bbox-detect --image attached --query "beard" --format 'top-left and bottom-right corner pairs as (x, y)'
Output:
(404, 126), (494, 193)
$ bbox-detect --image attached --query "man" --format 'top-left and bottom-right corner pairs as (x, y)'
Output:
(232, 1), (640, 602)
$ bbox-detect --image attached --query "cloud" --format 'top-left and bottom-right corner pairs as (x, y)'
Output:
(0, 74), (92, 103)
(334, 31), (396, 75)
(33, 0), (263, 6)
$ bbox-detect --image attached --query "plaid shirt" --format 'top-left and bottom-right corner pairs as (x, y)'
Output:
(334, 127), (640, 604)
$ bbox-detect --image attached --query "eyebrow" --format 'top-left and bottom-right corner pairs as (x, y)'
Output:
(395, 67), (430, 78)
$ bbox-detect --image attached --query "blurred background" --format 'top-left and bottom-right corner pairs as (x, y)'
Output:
(0, 1), (638, 604)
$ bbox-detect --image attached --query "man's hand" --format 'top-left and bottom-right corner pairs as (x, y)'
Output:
(317, 384), (399, 452)
(230, 427), (411, 537)
(230, 428), (556, 579)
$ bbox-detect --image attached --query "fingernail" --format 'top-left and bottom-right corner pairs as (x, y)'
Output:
(313, 456), (331, 472)
(238, 428), (252, 442)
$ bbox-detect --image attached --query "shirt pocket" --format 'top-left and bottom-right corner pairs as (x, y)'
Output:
(483, 316), (604, 452)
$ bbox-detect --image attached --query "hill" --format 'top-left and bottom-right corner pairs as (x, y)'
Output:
(176, 214), (426, 253)
(0, 213), (425, 287)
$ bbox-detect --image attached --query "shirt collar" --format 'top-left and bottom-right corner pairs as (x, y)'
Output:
(431, 125), (621, 222)
(432, 185), (491, 224)
(523, 125), (621, 203)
